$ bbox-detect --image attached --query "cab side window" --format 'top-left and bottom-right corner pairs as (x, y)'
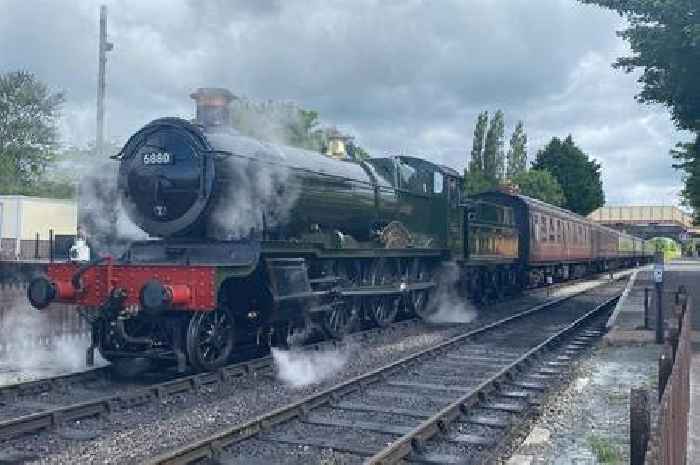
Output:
(398, 161), (432, 194)
(434, 172), (444, 194)
(366, 159), (397, 187)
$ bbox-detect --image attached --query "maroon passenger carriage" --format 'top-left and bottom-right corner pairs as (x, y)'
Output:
(469, 191), (652, 290)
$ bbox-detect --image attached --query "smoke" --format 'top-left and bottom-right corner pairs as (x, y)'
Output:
(271, 347), (348, 388)
(0, 293), (106, 385)
(230, 98), (325, 151)
(425, 262), (477, 324)
(51, 154), (148, 258)
(208, 147), (301, 240)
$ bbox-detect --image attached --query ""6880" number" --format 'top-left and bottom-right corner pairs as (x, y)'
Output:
(142, 152), (172, 165)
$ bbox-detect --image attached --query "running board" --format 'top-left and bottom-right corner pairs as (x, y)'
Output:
(339, 281), (435, 297)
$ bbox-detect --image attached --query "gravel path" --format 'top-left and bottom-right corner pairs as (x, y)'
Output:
(504, 342), (661, 465)
(1, 276), (623, 465)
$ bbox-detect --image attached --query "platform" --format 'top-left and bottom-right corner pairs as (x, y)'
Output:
(603, 259), (700, 464)
(606, 260), (700, 344)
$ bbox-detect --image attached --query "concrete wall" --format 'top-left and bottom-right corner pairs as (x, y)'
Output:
(0, 196), (77, 258)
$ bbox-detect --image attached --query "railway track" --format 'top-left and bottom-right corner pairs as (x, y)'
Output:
(147, 284), (621, 465)
(0, 317), (424, 441)
(0, 272), (628, 445)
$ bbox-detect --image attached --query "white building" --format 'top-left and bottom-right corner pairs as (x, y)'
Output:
(0, 195), (77, 260)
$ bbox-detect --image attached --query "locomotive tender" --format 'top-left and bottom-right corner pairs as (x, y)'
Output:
(27, 88), (653, 373)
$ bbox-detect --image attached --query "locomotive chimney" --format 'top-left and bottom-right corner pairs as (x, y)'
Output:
(190, 87), (235, 129)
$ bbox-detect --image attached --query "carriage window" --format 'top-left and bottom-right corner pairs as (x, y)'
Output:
(557, 220), (562, 242)
(541, 215), (548, 241)
(549, 218), (555, 242)
(433, 172), (443, 194)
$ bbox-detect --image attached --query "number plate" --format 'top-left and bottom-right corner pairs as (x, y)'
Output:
(142, 152), (173, 165)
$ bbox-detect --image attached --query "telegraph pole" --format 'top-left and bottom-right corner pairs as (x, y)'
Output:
(96, 5), (113, 157)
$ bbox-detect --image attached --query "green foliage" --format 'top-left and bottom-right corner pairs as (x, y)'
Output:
(0, 70), (71, 198)
(648, 237), (682, 261)
(346, 141), (370, 161)
(231, 99), (326, 151)
(468, 111), (488, 173)
(463, 169), (495, 195)
(532, 135), (605, 215)
(580, 0), (700, 132)
(465, 110), (509, 194)
(230, 98), (370, 158)
(672, 134), (700, 223)
(483, 110), (505, 182)
(507, 120), (527, 179)
(511, 169), (565, 206)
(580, 0), (700, 219)
(587, 435), (623, 465)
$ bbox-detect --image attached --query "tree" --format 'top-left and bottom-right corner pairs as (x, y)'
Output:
(579, 0), (700, 132)
(532, 136), (605, 215)
(346, 140), (370, 160)
(512, 169), (565, 207)
(580, 0), (699, 220)
(672, 134), (700, 221)
(483, 110), (505, 182)
(231, 99), (325, 151)
(464, 170), (495, 195)
(0, 71), (65, 196)
(507, 120), (527, 179)
(468, 111), (488, 173)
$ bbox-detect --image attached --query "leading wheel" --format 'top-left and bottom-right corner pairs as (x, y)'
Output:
(186, 307), (236, 372)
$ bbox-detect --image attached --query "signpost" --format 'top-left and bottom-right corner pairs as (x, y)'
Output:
(653, 252), (664, 344)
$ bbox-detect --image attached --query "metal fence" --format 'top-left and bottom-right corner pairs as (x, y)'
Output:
(0, 231), (74, 261)
(0, 282), (90, 355)
(642, 290), (692, 465)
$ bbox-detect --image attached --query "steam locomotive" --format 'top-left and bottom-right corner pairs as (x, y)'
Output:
(27, 88), (653, 374)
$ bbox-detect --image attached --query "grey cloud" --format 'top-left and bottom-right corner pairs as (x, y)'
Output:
(0, 0), (687, 205)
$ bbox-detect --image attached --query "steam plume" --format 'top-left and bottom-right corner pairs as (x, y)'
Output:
(271, 347), (348, 388)
(426, 262), (477, 324)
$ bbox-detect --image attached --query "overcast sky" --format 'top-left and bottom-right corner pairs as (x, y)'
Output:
(0, 0), (691, 206)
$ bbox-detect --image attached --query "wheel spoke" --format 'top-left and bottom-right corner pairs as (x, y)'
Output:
(187, 308), (235, 371)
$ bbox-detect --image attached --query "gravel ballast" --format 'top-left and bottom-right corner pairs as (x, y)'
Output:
(1, 276), (625, 465)
(503, 342), (661, 465)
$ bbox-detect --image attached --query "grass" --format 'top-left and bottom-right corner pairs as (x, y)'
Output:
(587, 435), (624, 464)
(606, 390), (627, 402)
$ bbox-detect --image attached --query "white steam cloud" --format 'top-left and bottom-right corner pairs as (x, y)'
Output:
(50, 154), (148, 257)
(0, 293), (106, 386)
(271, 347), (348, 388)
(426, 262), (477, 324)
(208, 150), (301, 240)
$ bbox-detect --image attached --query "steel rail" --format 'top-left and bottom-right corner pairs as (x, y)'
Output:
(0, 271), (619, 408)
(366, 294), (618, 464)
(146, 286), (621, 465)
(0, 271), (628, 443)
(0, 317), (420, 441)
